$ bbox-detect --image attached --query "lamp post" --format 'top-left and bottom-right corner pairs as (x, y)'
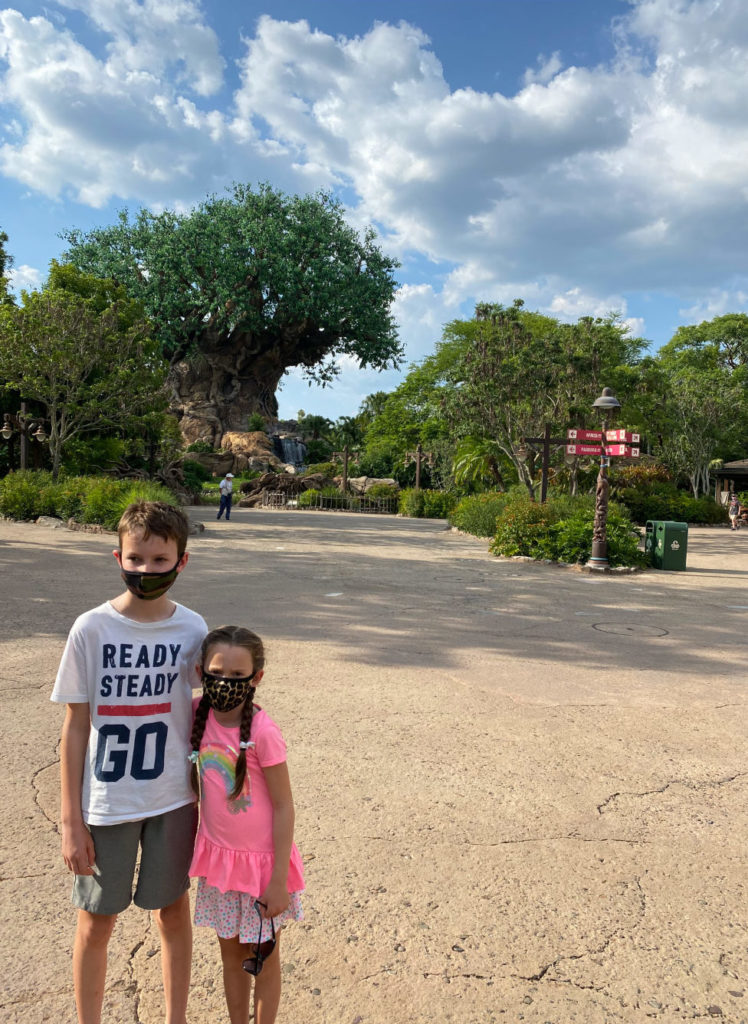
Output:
(2, 403), (48, 471)
(404, 443), (433, 490)
(588, 387), (621, 570)
(332, 445), (358, 494)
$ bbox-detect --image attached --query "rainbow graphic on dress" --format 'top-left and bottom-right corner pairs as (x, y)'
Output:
(198, 743), (252, 813)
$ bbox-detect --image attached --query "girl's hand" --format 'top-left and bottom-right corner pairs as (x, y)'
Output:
(259, 878), (289, 919)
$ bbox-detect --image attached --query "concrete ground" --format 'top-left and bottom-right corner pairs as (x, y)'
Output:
(0, 510), (746, 1024)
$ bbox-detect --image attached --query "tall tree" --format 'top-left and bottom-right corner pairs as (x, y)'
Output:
(0, 264), (166, 479)
(62, 183), (402, 444)
(654, 365), (742, 497)
(662, 314), (748, 372)
(0, 228), (14, 306)
(440, 302), (643, 496)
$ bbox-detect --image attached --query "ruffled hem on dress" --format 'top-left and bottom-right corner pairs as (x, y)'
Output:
(189, 835), (305, 895)
(194, 879), (304, 943)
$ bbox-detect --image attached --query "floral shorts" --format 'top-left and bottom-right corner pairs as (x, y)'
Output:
(194, 877), (304, 944)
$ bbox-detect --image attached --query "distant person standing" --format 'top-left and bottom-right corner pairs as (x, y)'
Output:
(218, 473), (234, 521)
(728, 493), (741, 531)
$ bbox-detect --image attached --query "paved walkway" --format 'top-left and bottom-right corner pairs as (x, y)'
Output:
(1, 512), (746, 1023)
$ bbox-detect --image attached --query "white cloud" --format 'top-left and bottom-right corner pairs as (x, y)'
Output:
(8, 262), (42, 291)
(57, 0), (225, 95)
(1, 0), (748, 418)
(523, 51), (564, 87)
(679, 285), (748, 324)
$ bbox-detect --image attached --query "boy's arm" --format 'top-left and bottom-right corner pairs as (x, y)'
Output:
(60, 703), (96, 875)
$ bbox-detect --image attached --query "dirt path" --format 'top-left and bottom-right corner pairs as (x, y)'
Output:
(1, 512), (746, 1023)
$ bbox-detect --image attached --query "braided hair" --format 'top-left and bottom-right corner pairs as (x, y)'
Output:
(190, 625), (266, 801)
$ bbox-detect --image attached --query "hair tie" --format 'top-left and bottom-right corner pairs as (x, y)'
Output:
(239, 740), (255, 750)
(188, 750), (200, 763)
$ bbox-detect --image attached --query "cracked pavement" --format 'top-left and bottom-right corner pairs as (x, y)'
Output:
(0, 513), (746, 1023)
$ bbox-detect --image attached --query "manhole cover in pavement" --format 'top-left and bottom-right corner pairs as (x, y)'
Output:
(592, 622), (669, 637)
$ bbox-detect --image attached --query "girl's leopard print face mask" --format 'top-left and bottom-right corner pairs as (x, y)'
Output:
(202, 671), (257, 712)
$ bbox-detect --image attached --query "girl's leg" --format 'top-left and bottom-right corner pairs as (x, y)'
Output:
(217, 934), (253, 1024)
(254, 932), (282, 1024)
(153, 892), (192, 1024)
(73, 909), (118, 1024)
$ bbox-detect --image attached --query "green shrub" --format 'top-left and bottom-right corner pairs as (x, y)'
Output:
(397, 488), (457, 518)
(43, 476), (88, 520)
(618, 483), (728, 524)
(422, 490), (458, 518)
(398, 488), (425, 517)
(490, 492), (557, 556)
(490, 490), (645, 567)
(298, 488), (321, 508)
(182, 459), (211, 493)
(0, 470), (178, 528)
(542, 503), (646, 567)
(305, 462), (337, 477)
(366, 482), (399, 500)
(449, 492), (508, 537)
(185, 440), (214, 453)
(247, 413), (267, 432)
(0, 470), (54, 519)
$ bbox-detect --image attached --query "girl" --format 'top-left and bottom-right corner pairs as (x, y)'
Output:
(189, 626), (304, 1024)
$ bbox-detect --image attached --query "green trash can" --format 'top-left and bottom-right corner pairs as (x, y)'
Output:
(645, 520), (688, 570)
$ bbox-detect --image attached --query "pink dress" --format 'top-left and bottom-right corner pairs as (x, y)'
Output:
(189, 701), (304, 943)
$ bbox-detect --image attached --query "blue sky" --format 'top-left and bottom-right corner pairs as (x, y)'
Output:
(1, 0), (747, 421)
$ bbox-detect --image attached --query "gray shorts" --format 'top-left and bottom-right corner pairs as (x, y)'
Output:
(73, 802), (198, 916)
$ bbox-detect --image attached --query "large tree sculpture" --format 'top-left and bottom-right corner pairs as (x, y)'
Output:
(63, 184), (402, 444)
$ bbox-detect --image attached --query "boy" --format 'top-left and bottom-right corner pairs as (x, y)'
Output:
(52, 501), (207, 1024)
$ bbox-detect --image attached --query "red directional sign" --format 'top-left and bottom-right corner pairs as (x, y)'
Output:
(606, 429), (641, 443)
(566, 443), (604, 456)
(567, 443), (641, 458)
(606, 444), (640, 457)
(567, 428), (603, 442)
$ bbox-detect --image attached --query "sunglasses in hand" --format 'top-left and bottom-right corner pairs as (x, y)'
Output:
(242, 900), (277, 976)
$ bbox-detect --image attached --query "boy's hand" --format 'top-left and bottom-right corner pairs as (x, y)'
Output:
(62, 822), (96, 875)
(259, 879), (289, 918)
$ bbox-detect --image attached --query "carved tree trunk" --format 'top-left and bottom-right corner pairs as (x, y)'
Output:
(168, 331), (286, 446)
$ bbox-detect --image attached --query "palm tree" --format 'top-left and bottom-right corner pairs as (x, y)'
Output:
(452, 437), (506, 491)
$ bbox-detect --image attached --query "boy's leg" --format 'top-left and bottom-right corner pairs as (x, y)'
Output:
(253, 933), (282, 1024)
(153, 892), (192, 1024)
(217, 934), (253, 1024)
(73, 910), (118, 1024)
(71, 819), (141, 1024)
(135, 804), (197, 1024)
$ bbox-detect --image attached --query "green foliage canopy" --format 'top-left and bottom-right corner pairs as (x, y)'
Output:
(0, 263), (167, 479)
(62, 183), (402, 435)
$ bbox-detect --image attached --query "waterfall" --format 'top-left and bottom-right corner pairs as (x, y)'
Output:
(270, 435), (307, 469)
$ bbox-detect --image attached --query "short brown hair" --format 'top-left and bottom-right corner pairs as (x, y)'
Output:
(117, 501), (190, 556)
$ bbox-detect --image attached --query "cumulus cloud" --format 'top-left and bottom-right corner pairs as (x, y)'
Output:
(7, 262), (42, 292)
(1, 0), (748, 392)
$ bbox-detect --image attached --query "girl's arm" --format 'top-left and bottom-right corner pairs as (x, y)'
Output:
(259, 761), (295, 918)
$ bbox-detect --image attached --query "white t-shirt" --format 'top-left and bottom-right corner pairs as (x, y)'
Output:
(219, 477), (233, 496)
(52, 601), (207, 826)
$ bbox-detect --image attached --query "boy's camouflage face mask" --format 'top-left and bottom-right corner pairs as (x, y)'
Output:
(120, 560), (181, 600)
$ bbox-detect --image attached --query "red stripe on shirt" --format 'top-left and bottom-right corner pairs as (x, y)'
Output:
(98, 703), (171, 716)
